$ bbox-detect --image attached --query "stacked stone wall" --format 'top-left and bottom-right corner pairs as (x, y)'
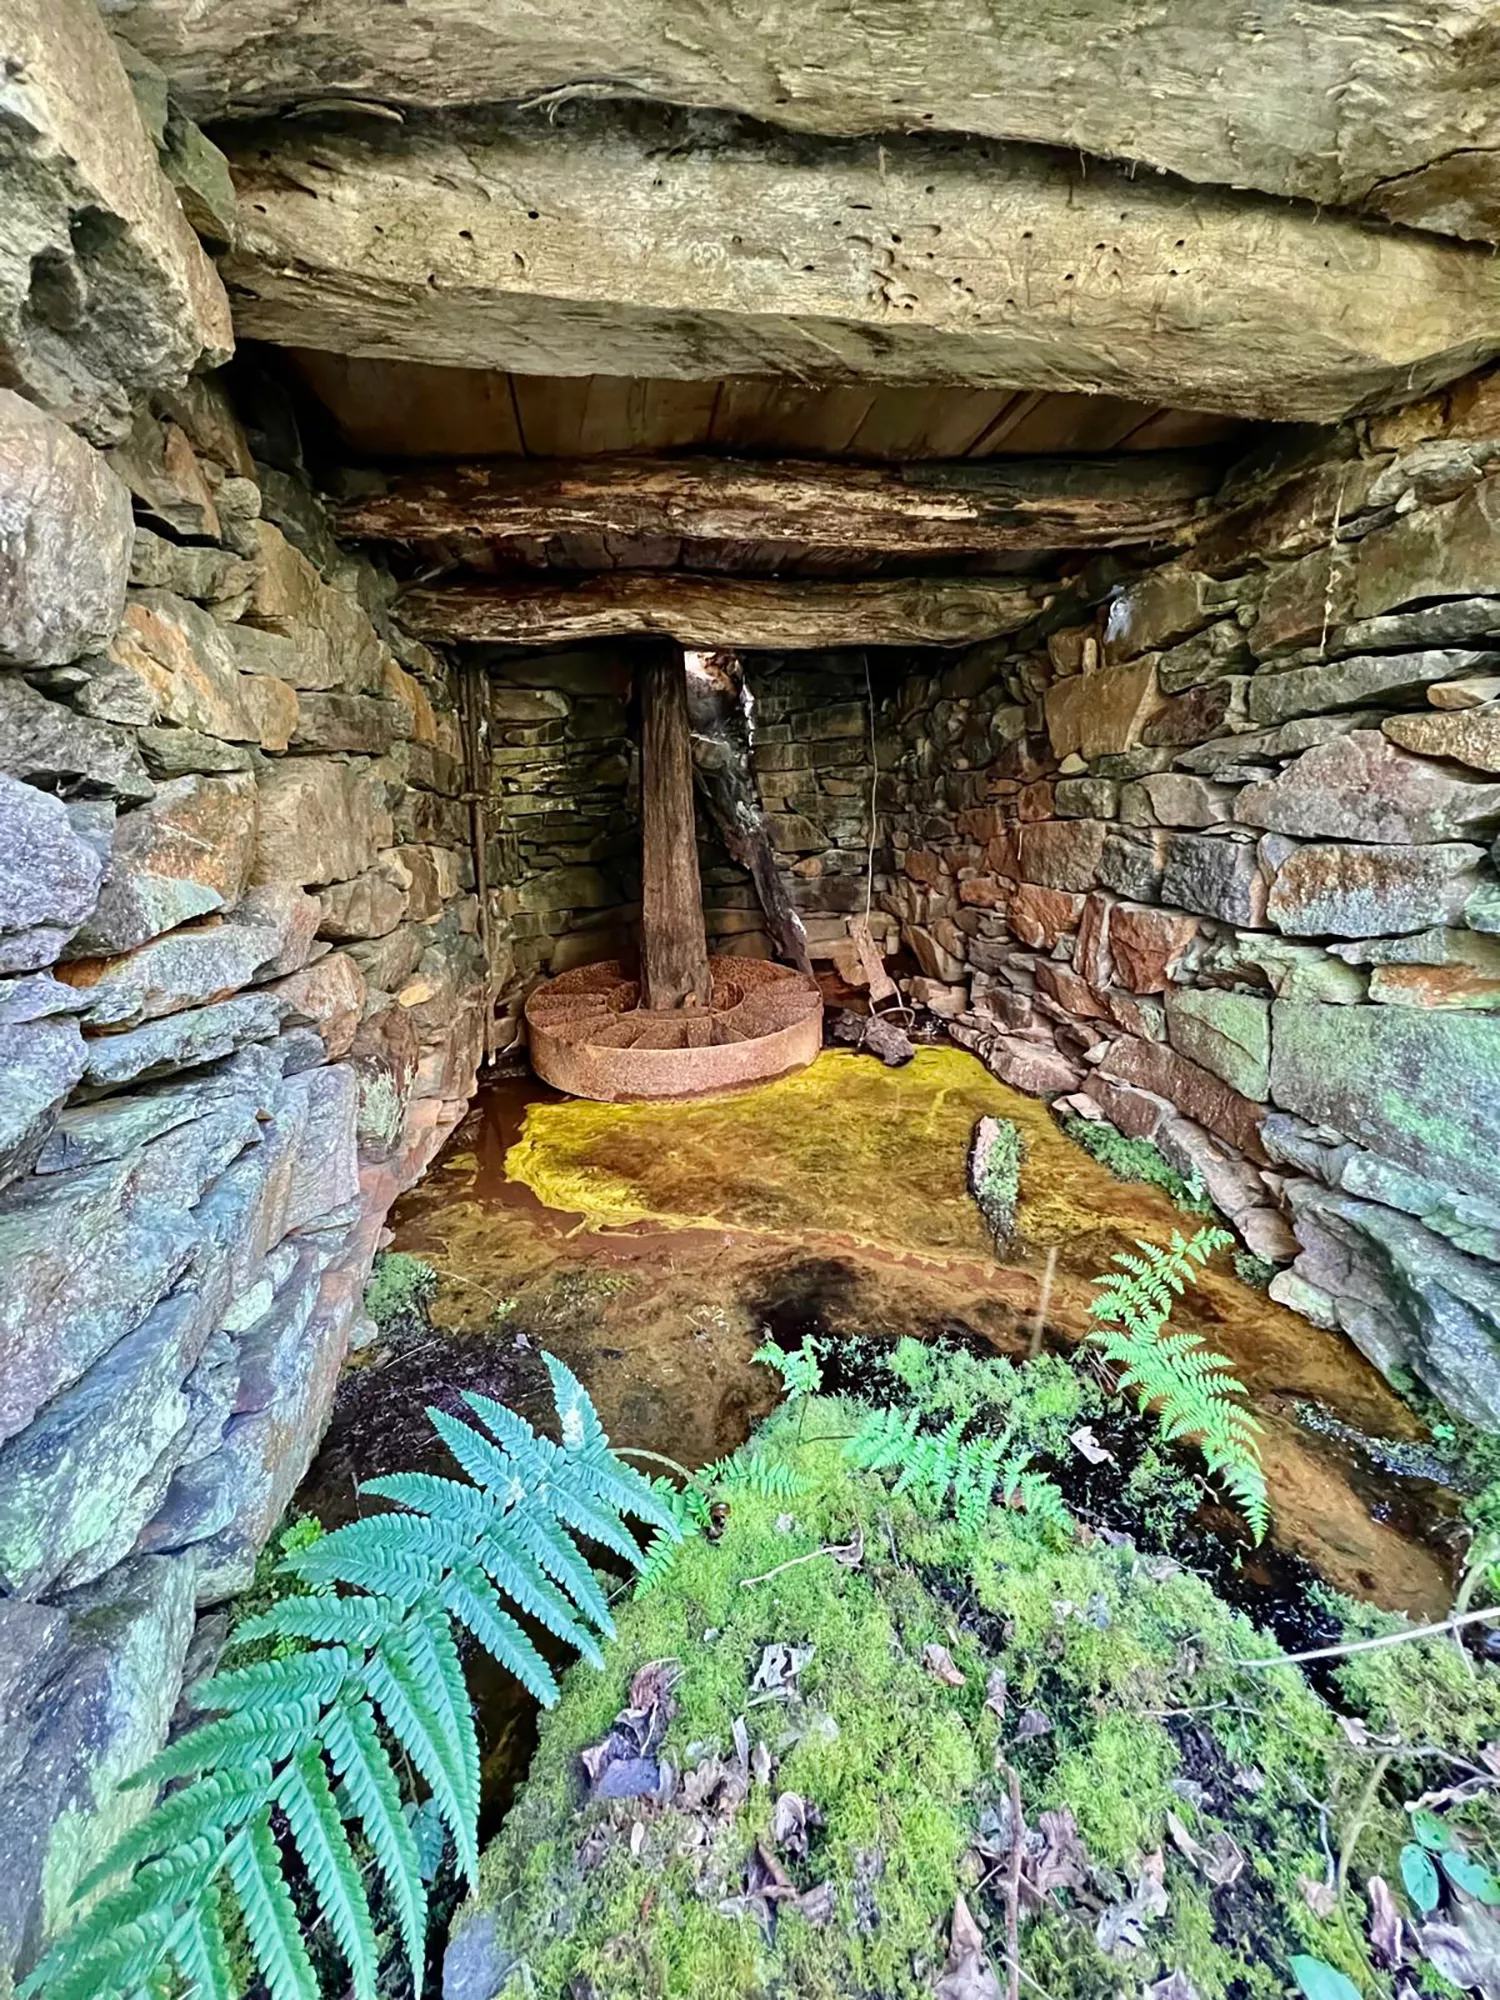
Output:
(875, 375), (1500, 1428)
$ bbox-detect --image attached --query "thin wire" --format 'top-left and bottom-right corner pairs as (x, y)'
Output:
(863, 648), (878, 921)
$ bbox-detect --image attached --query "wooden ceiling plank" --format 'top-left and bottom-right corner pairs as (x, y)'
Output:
(402, 572), (1039, 648)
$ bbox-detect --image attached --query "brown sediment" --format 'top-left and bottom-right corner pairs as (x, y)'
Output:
(368, 1047), (1455, 1620)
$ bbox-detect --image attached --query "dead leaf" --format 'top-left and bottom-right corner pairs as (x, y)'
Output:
(772, 1790), (824, 1862)
(751, 1740), (774, 1787)
(750, 1642), (815, 1698)
(935, 1893), (1003, 2000)
(1300, 1876), (1337, 1920)
(1419, 1897), (1500, 1998)
(924, 1643), (967, 1688)
(1096, 1854), (1168, 1962)
(1165, 1810), (1245, 1888)
(830, 1522), (865, 1568)
(629, 1820), (646, 1858)
(1146, 1976), (1201, 2000)
(1337, 1714), (1372, 1748)
(1170, 1779), (1210, 1810)
(680, 1755), (747, 1817)
(1030, 1808), (1088, 1901)
(731, 1714), (750, 1775)
(798, 1880), (836, 1926)
(1014, 1708), (1053, 1742)
(1369, 1875), (1403, 1969)
(983, 1669), (1007, 1722)
(1070, 1425), (1114, 1465)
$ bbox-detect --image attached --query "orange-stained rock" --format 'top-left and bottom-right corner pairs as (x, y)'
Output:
(957, 875), (1008, 910)
(1016, 818), (1109, 892)
(904, 847), (943, 886)
(1097, 1033), (1268, 1160)
(267, 949), (367, 1059)
(1007, 883), (1084, 950)
(1034, 960), (1106, 1019)
(1106, 904), (1199, 993)
(1044, 655), (1162, 759)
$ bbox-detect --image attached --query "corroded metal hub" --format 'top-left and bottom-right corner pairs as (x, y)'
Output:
(525, 957), (824, 1101)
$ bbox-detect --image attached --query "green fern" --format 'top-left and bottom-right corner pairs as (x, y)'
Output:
(633, 1450), (809, 1596)
(22, 1355), (674, 2000)
(1088, 1225), (1270, 1543)
(844, 1407), (1070, 1541)
(752, 1335), (824, 1401)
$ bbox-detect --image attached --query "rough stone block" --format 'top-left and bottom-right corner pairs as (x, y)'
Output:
(1015, 818), (1109, 893)
(0, 676), (154, 803)
(1097, 1033), (1267, 1159)
(67, 773), (258, 957)
(1043, 657), (1161, 760)
(82, 990), (285, 1089)
(1236, 729), (1500, 842)
(1107, 903), (1198, 994)
(0, 390), (133, 665)
(252, 757), (391, 890)
(0, 0), (231, 441)
(1248, 648), (1493, 726)
(1384, 707), (1500, 773)
(1143, 677), (1246, 747)
(1159, 832), (1267, 925)
(1097, 828), (1167, 903)
(1266, 840), (1485, 938)
(108, 593), (298, 751)
(1006, 883), (1083, 949)
(1137, 773), (1237, 829)
(1165, 988), (1271, 1099)
(267, 952), (366, 1061)
(0, 774), (105, 974)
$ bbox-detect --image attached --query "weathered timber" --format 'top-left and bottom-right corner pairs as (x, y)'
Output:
(638, 646), (711, 1011)
(400, 574), (1038, 650)
(685, 654), (812, 974)
(111, 0), (1500, 242)
(219, 108), (1500, 423)
(339, 453), (1219, 555)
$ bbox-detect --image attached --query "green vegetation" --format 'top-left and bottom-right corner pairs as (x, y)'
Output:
(24, 1359), (672, 2000)
(1234, 1250), (1276, 1291)
(460, 1342), (1500, 2000)
(1059, 1111), (1217, 1217)
(968, 1113), (1024, 1247)
(1089, 1225), (1269, 1543)
(363, 1250), (438, 1341)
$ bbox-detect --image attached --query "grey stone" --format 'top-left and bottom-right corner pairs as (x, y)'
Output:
(1159, 832), (1266, 925)
(0, 675), (154, 803)
(109, 591), (298, 750)
(138, 726), (255, 777)
(0, 390), (134, 665)
(128, 525), (254, 603)
(1248, 648), (1496, 726)
(0, 0), (230, 443)
(1137, 772), (1238, 828)
(67, 772), (259, 956)
(1097, 829), (1166, 902)
(318, 869), (408, 941)
(1285, 1184), (1500, 1429)
(0, 972), (90, 1023)
(1176, 708), (1384, 775)
(55, 914), (283, 1027)
(0, 773), (105, 972)
(1270, 999), (1500, 1204)
(252, 757), (392, 889)
(1156, 618), (1253, 693)
(291, 692), (402, 755)
(0, 1017), (86, 1190)
(81, 990), (285, 1088)
(1266, 840), (1485, 938)
(1054, 776), (1119, 818)
(1235, 731), (1500, 843)
(1263, 1110), (1500, 1265)
(0, 1555), (196, 1976)
(1202, 935), (1367, 1003)
(1164, 988), (1271, 1099)
(36, 1042), (284, 1174)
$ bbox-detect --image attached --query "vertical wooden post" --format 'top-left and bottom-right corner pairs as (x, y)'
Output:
(639, 642), (711, 1011)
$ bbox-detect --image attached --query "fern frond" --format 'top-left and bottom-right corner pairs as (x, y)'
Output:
(505, 1499), (615, 1639)
(441, 1563), (561, 1705)
(232, 1595), (396, 1650)
(470, 1532), (604, 1665)
(192, 1648), (353, 1716)
(712, 1452), (806, 1499)
(131, 1700), (322, 1787)
(364, 1643), (477, 1887)
(633, 1525), (689, 1596)
(72, 1766), (268, 1901)
(321, 1700), (427, 1994)
(359, 1469), (494, 1528)
(226, 1812), (319, 2000)
(171, 1881), (233, 2000)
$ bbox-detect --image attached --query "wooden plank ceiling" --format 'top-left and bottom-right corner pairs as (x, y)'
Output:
(293, 351), (1249, 583)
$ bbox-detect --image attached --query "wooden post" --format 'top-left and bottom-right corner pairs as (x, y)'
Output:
(639, 643), (711, 1011)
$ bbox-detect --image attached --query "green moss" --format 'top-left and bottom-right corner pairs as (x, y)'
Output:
(1058, 1113), (1218, 1219)
(1233, 1251), (1276, 1291)
(363, 1250), (438, 1340)
(459, 1350), (1500, 2000)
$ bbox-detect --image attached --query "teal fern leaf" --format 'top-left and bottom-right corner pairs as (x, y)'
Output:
(20, 1356), (663, 2000)
(1087, 1225), (1269, 1543)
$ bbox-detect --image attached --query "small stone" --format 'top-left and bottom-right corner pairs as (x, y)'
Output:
(291, 693), (402, 755)
(1143, 677), (1246, 747)
(1054, 776), (1119, 818)
(1176, 708), (1382, 775)
(319, 870), (409, 941)
(267, 951), (367, 1059)
(1103, 563), (1223, 660)
(1098, 829), (1167, 902)
(1137, 773), (1238, 828)
(1107, 904), (1199, 994)
(137, 726), (254, 777)
(52, 915), (283, 1027)
(0, 1018), (87, 1189)
(1236, 730), (1500, 842)
(80, 991), (285, 1088)
(1266, 841), (1485, 938)
(1206, 935), (1367, 1003)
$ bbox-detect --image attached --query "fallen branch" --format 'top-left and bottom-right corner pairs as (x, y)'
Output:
(740, 1528), (863, 1589)
(1234, 1603), (1500, 1669)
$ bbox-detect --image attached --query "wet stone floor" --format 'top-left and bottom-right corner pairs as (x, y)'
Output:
(298, 1045), (1464, 1819)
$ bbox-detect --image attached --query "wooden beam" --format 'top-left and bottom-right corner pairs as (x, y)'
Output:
(400, 574), (1038, 650)
(339, 453), (1219, 554)
(638, 645), (710, 1010)
(114, 0), (1500, 243)
(220, 109), (1500, 425)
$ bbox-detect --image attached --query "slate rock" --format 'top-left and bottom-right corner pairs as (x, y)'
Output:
(1383, 707), (1500, 774)
(252, 756), (392, 889)
(54, 913), (283, 1026)
(1136, 773), (1238, 828)
(1236, 730), (1500, 842)
(1098, 828), (1167, 903)
(137, 726), (255, 778)
(1143, 676), (1246, 747)
(1203, 935), (1367, 1003)
(267, 952), (366, 1060)
(107, 592), (298, 751)
(1043, 657), (1161, 760)
(0, 675), (154, 803)
(1164, 988), (1271, 1099)
(1248, 648), (1495, 726)
(1266, 840), (1485, 937)
(0, 972), (91, 1024)
(1015, 819), (1109, 893)
(1176, 708), (1384, 775)
(0, 389), (134, 665)
(0, 773), (105, 971)
(128, 525), (254, 604)
(1160, 832), (1267, 925)
(36, 1042), (284, 1175)
(1096, 1033), (1267, 1159)
(1106, 903), (1199, 994)
(1270, 1000), (1500, 1204)
(319, 868), (408, 941)
(0, 1018), (87, 1190)
(66, 772), (258, 957)
(81, 989), (286, 1089)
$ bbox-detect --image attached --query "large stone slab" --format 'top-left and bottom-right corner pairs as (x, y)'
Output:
(0, 391), (133, 666)
(1014, 819), (1109, 893)
(1096, 1032), (1267, 1159)
(0, 0), (231, 442)
(1247, 648), (1494, 725)
(1384, 707), (1500, 773)
(1284, 1183), (1500, 1429)
(1349, 474), (1500, 624)
(1270, 1000), (1500, 1204)
(1235, 730), (1500, 842)
(1043, 658), (1161, 760)
(1164, 988), (1271, 1099)
(1266, 840), (1486, 937)
(252, 757), (391, 889)
(80, 989), (284, 1088)
(1176, 709), (1382, 776)
(54, 912), (284, 1026)
(66, 772), (258, 956)
(0, 676), (154, 804)
(1106, 903), (1198, 993)
(0, 775), (104, 973)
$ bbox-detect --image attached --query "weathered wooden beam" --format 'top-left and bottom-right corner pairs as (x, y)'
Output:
(400, 574), (1037, 650)
(113, 0), (1500, 243)
(638, 645), (710, 1010)
(339, 453), (1219, 554)
(220, 108), (1500, 425)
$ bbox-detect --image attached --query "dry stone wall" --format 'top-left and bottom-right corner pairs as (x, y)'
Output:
(0, 23), (486, 1949)
(875, 373), (1500, 1431)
